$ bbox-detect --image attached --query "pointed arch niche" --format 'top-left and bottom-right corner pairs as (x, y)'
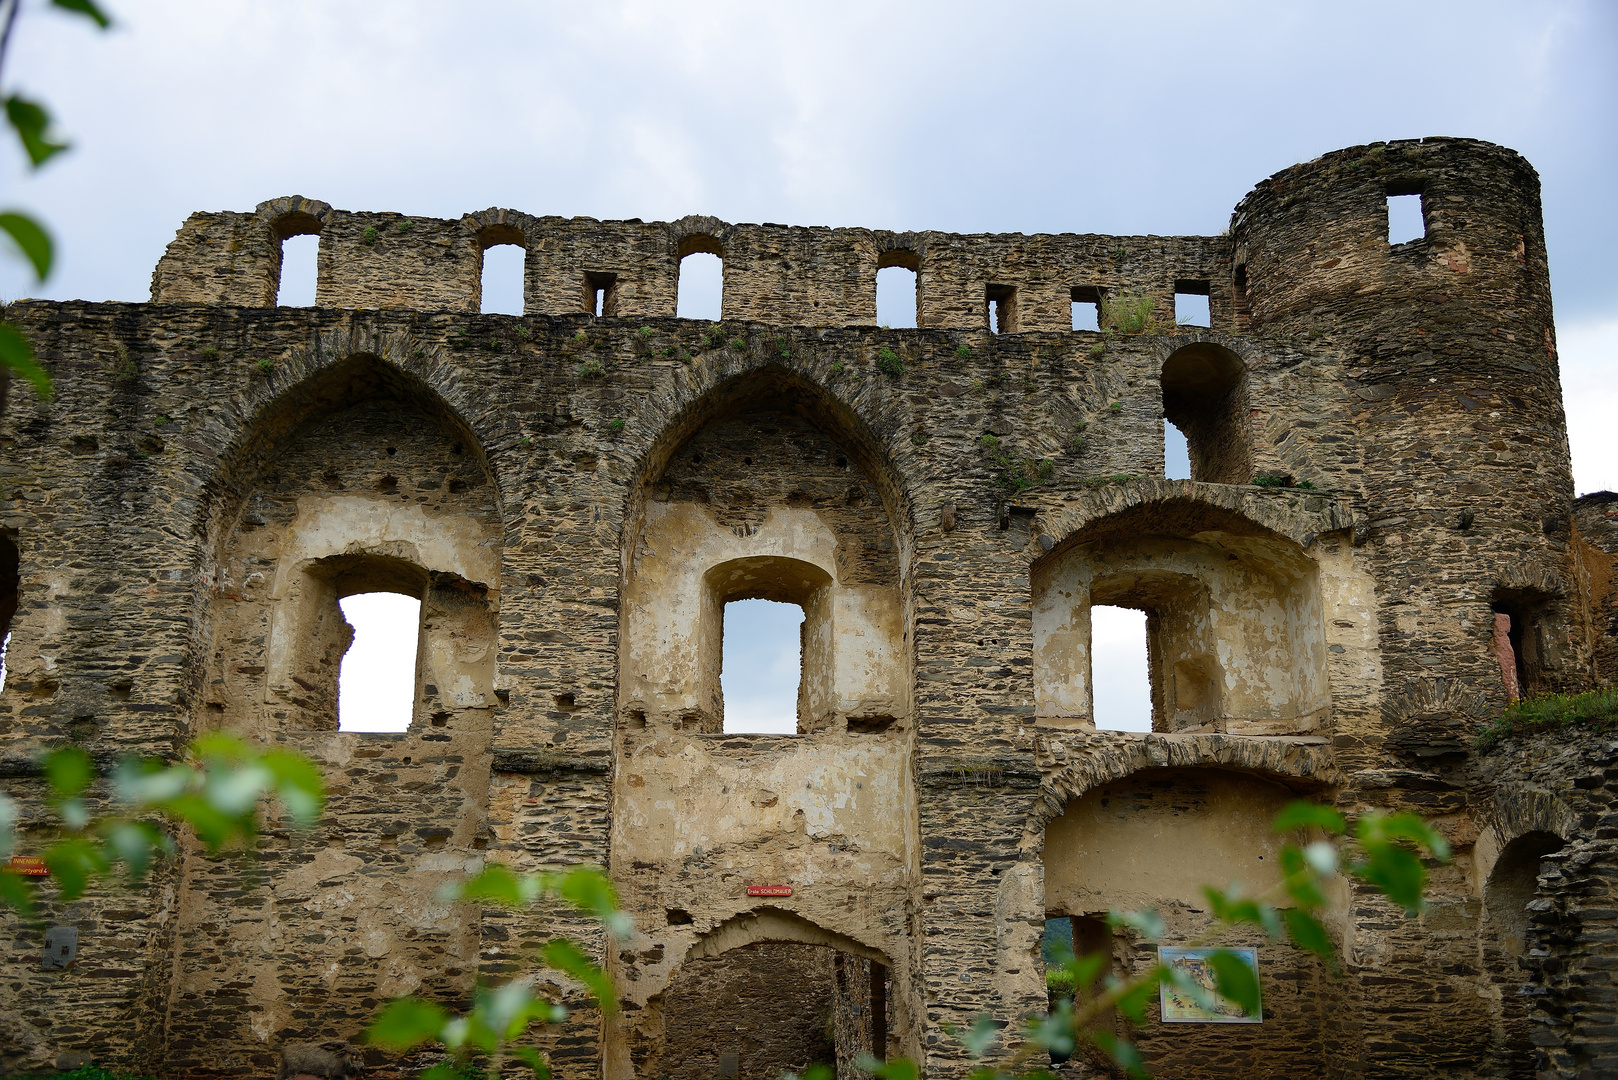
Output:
(1031, 499), (1330, 735)
(199, 353), (504, 740)
(619, 366), (910, 736)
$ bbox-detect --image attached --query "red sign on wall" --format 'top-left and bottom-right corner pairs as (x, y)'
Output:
(746, 885), (792, 897)
(6, 856), (48, 877)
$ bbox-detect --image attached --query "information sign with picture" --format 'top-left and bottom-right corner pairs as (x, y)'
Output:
(1158, 947), (1262, 1023)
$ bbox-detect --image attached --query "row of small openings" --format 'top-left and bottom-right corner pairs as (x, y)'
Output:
(984, 284), (1215, 335)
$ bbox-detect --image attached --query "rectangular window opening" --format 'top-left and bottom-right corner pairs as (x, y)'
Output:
(1232, 265), (1250, 323)
(1090, 605), (1151, 732)
(677, 251), (723, 321)
(1164, 420), (1191, 480)
(1071, 285), (1102, 332)
(721, 598), (803, 734)
(583, 271), (618, 317)
(338, 592), (421, 732)
(986, 283), (1018, 334)
(276, 233), (319, 308)
(1174, 280), (1211, 328)
(876, 265), (918, 328)
(1387, 192), (1426, 245)
(480, 244), (526, 316)
(0, 532), (16, 694)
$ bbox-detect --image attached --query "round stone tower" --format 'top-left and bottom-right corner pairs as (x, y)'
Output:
(1235, 138), (1585, 710)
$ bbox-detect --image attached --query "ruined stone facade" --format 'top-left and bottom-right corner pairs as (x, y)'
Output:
(1, 136), (1615, 1079)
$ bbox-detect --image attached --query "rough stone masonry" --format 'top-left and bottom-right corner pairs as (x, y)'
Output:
(2, 136), (1616, 1080)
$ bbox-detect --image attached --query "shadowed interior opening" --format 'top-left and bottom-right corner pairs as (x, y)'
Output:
(337, 591), (421, 733)
(1160, 343), (1250, 484)
(721, 598), (805, 734)
(987, 283), (1018, 334)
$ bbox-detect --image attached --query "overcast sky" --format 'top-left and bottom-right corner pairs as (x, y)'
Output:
(3, 1), (1612, 731)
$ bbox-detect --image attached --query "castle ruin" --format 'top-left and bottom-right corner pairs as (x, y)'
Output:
(1, 136), (1616, 1079)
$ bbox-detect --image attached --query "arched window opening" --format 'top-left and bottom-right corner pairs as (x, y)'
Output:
(1071, 285), (1102, 332)
(1174, 279), (1211, 327)
(721, 597), (804, 735)
(1164, 421), (1191, 480)
(583, 270), (618, 317)
(276, 233), (319, 308)
(658, 939), (891, 1080)
(986, 283), (1018, 334)
(876, 249), (919, 328)
(1160, 343), (1250, 485)
(1387, 183), (1427, 245)
(1486, 831), (1565, 960)
(0, 532), (16, 693)
(480, 244), (525, 316)
(677, 236), (723, 321)
(1090, 605), (1152, 732)
(337, 591), (421, 732)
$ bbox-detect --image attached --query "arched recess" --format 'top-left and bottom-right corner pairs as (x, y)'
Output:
(167, 349), (506, 1064)
(619, 363), (913, 735)
(1481, 830), (1567, 1078)
(1038, 766), (1337, 1077)
(608, 362), (919, 1080)
(1031, 496), (1334, 735)
(196, 350), (504, 739)
(634, 909), (900, 1080)
(258, 196), (333, 308)
(1160, 341), (1251, 484)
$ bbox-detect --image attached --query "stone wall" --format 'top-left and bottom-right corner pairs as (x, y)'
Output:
(0, 136), (1611, 1080)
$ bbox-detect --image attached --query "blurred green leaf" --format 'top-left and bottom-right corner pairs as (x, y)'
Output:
(558, 865), (631, 936)
(418, 1065), (458, 1080)
(449, 863), (534, 907)
(0, 867), (35, 914)
(1303, 839), (1340, 877)
(1026, 997), (1075, 1056)
(5, 96), (68, 167)
(1114, 971), (1158, 1025)
(364, 996), (448, 1049)
(44, 836), (108, 900)
(1108, 907), (1164, 940)
(508, 1044), (550, 1079)
(1206, 950), (1261, 1015)
(958, 1014), (998, 1058)
(1282, 907), (1335, 959)
(1355, 843), (1427, 915)
(101, 820), (169, 878)
(0, 323), (52, 400)
(855, 1056), (918, 1080)
(51, 0), (112, 28)
(1091, 1030), (1147, 1080)
(0, 212), (52, 280)
(262, 749), (324, 826)
(541, 938), (616, 1014)
(45, 746), (92, 800)
(1273, 801), (1345, 835)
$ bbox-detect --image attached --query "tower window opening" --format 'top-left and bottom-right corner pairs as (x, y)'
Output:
(584, 271), (618, 317)
(276, 233), (319, 308)
(1160, 342), (1250, 484)
(721, 597), (804, 734)
(677, 237), (724, 321)
(480, 243), (526, 316)
(1164, 420), (1191, 480)
(876, 265), (918, 328)
(1090, 605), (1151, 732)
(0, 532), (16, 694)
(1174, 279), (1211, 328)
(986, 283), (1018, 334)
(1071, 285), (1102, 332)
(337, 591), (421, 732)
(1387, 189), (1426, 245)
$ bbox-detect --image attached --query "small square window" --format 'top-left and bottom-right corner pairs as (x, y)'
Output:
(1173, 279), (1210, 328)
(986, 283), (1018, 334)
(1070, 285), (1102, 331)
(1387, 191), (1426, 245)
